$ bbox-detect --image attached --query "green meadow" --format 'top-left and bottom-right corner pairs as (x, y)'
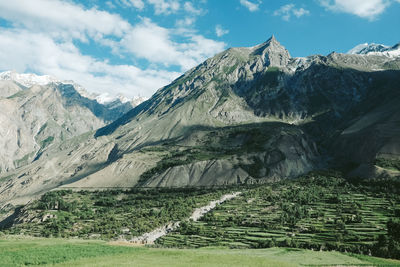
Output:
(1, 237), (399, 267)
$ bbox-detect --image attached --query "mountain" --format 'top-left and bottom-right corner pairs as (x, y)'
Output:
(1, 36), (400, 211)
(95, 93), (148, 119)
(348, 42), (400, 57)
(0, 71), (146, 114)
(0, 71), (142, 174)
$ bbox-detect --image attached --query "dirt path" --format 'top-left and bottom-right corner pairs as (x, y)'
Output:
(129, 192), (241, 244)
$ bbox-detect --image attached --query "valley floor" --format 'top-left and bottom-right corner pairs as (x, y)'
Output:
(1, 236), (399, 267)
(2, 172), (400, 265)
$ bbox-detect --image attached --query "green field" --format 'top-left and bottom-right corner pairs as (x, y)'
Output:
(1, 237), (399, 266)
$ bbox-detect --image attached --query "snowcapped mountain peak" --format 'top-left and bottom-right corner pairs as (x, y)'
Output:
(96, 93), (147, 108)
(347, 43), (368, 54)
(348, 43), (389, 55)
(0, 70), (60, 88)
(348, 42), (400, 57)
(0, 70), (147, 107)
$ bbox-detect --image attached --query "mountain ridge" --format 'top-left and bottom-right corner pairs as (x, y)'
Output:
(0, 70), (147, 110)
(0, 36), (400, 212)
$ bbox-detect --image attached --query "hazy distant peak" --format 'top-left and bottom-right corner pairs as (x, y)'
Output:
(0, 70), (146, 107)
(348, 42), (400, 57)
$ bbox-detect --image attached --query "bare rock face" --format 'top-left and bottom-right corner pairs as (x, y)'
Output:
(252, 35), (291, 68)
(0, 79), (135, 174)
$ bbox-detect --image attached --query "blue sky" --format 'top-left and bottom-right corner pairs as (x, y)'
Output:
(0, 0), (399, 98)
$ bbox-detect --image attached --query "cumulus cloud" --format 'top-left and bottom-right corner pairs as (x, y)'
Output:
(239, 0), (260, 12)
(120, 18), (226, 70)
(0, 28), (179, 98)
(215, 25), (229, 37)
(0, 0), (226, 98)
(274, 4), (310, 21)
(0, 0), (130, 42)
(319, 0), (392, 20)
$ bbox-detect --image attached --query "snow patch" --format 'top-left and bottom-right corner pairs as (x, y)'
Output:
(348, 42), (400, 58)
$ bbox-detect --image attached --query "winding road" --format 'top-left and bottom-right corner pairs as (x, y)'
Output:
(130, 191), (241, 244)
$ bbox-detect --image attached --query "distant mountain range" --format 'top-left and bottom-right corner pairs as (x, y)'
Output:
(0, 71), (147, 108)
(0, 71), (146, 174)
(0, 37), (399, 214)
(348, 42), (400, 57)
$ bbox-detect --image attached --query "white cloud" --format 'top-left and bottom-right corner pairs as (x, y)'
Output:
(215, 25), (229, 37)
(174, 2), (205, 29)
(239, 0), (260, 12)
(0, 28), (179, 98)
(129, 0), (145, 10)
(0, 0), (225, 98)
(175, 17), (196, 27)
(106, 1), (116, 9)
(147, 0), (180, 15)
(0, 0), (130, 42)
(293, 8), (310, 18)
(274, 4), (310, 21)
(183, 2), (203, 15)
(120, 18), (226, 70)
(319, 0), (391, 20)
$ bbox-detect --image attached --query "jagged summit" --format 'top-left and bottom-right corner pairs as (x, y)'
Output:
(251, 35), (291, 67)
(252, 35), (283, 50)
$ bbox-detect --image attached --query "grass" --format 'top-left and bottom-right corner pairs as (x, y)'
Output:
(0, 237), (398, 267)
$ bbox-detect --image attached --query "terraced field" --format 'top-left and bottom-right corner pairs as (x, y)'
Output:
(2, 188), (229, 239)
(157, 172), (400, 257)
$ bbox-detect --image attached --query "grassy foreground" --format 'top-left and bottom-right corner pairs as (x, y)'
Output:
(0, 237), (399, 267)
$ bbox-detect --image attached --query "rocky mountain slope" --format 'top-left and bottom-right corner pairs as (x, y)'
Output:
(0, 71), (145, 116)
(0, 72), (141, 174)
(0, 36), (399, 211)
